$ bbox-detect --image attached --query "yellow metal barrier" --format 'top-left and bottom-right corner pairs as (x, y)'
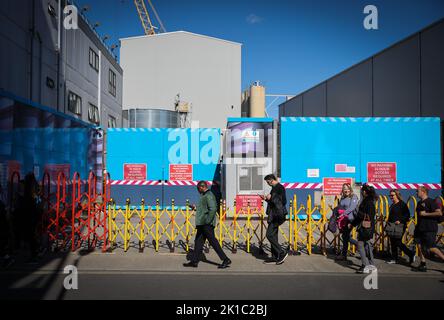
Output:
(106, 194), (442, 255)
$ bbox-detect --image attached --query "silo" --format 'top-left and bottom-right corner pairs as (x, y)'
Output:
(249, 81), (265, 117)
(128, 108), (179, 128)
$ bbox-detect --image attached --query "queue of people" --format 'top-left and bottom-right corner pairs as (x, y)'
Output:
(332, 183), (444, 273)
(1, 172), (443, 273)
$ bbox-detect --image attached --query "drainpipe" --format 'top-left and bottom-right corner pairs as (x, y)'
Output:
(36, 32), (43, 104)
(29, 0), (36, 101)
(98, 50), (102, 126)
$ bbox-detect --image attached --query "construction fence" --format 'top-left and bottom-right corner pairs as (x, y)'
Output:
(7, 171), (444, 256)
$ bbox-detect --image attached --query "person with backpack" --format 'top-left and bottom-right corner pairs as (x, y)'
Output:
(260, 174), (289, 265)
(334, 183), (359, 261)
(349, 184), (377, 274)
(385, 189), (415, 265)
(412, 186), (444, 272)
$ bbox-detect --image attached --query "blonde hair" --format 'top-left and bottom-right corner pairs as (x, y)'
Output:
(342, 183), (354, 198)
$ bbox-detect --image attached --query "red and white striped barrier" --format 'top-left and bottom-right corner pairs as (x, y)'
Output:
(109, 180), (213, 186)
(282, 183), (323, 189)
(368, 183), (441, 190)
(281, 182), (441, 190)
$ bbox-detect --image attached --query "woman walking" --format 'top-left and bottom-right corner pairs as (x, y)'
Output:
(349, 184), (377, 274)
(334, 183), (359, 261)
(385, 189), (415, 265)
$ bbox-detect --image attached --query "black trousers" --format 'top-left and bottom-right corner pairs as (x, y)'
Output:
(341, 228), (352, 257)
(389, 236), (414, 260)
(191, 225), (228, 263)
(266, 221), (285, 259)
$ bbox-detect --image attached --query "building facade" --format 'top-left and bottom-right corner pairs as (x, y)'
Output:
(120, 31), (242, 129)
(279, 18), (444, 183)
(0, 0), (123, 129)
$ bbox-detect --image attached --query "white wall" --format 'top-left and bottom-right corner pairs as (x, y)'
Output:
(121, 31), (241, 129)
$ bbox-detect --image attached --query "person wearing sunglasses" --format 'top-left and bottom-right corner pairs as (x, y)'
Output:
(385, 189), (415, 265)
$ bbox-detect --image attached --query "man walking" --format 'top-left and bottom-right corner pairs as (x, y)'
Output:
(184, 181), (231, 269)
(260, 174), (289, 265)
(412, 186), (444, 272)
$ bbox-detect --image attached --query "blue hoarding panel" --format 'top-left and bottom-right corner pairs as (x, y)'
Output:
(281, 117), (441, 183)
(107, 128), (220, 182)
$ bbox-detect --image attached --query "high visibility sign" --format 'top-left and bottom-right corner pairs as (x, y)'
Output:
(236, 195), (263, 213)
(367, 162), (397, 183)
(323, 177), (353, 196)
(123, 164), (147, 180)
(169, 164), (193, 181)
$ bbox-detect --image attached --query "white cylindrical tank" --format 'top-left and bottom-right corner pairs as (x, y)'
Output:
(249, 82), (265, 117)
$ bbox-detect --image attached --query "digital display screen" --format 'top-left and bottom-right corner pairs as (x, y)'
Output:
(226, 121), (273, 158)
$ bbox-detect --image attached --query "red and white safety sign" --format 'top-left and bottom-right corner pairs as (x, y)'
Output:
(123, 164), (147, 180)
(323, 177), (353, 196)
(367, 162), (397, 183)
(235, 195), (263, 213)
(169, 164), (193, 181)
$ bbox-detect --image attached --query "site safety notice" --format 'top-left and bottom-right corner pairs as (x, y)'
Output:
(169, 164), (193, 181)
(124, 164), (147, 180)
(367, 162), (397, 183)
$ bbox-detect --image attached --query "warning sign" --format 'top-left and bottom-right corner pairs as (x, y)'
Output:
(367, 162), (396, 183)
(323, 178), (353, 196)
(44, 164), (71, 181)
(236, 195), (263, 213)
(169, 164), (193, 181)
(123, 164), (147, 180)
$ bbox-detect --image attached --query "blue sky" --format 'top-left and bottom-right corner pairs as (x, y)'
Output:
(74, 0), (444, 118)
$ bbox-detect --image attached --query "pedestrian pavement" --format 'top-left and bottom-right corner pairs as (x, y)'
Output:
(2, 247), (443, 277)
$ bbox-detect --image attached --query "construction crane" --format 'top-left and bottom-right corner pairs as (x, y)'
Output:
(133, 0), (166, 35)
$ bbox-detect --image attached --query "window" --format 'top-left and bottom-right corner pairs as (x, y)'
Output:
(108, 115), (117, 128)
(88, 103), (100, 125)
(238, 166), (264, 192)
(109, 69), (116, 97)
(89, 48), (99, 72)
(67, 91), (82, 115)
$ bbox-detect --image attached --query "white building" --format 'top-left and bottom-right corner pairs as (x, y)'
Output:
(120, 31), (242, 129)
(0, 0), (123, 128)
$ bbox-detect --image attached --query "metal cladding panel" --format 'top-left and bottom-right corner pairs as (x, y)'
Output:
(110, 185), (163, 206)
(327, 60), (373, 117)
(281, 117), (360, 183)
(282, 96), (303, 117)
(281, 117), (441, 184)
(302, 84), (327, 116)
(373, 36), (420, 116)
(421, 20), (444, 118)
(107, 128), (165, 180)
(360, 117), (441, 183)
(164, 128), (221, 181)
(107, 128), (220, 181)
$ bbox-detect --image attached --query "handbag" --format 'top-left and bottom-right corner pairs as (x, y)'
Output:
(328, 215), (338, 233)
(385, 222), (404, 239)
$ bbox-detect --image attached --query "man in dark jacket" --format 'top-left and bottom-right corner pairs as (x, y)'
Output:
(183, 181), (231, 269)
(260, 174), (289, 265)
(412, 186), (444, 272)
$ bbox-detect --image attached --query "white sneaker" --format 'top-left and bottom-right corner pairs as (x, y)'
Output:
(385, 260), (397, 265)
